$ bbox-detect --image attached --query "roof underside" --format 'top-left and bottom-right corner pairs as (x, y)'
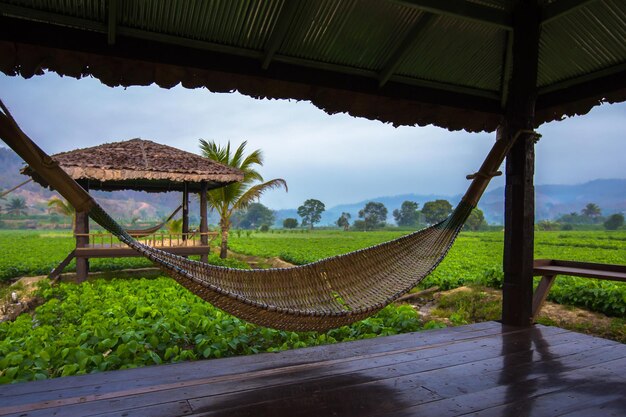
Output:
(0, 0), (625, 132)
(22, 138), (244, 192)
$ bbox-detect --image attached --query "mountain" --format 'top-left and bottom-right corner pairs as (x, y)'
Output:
(276, 180), (626, 226)
(3, 147), (625, 226)
(481, 179), (626, 224)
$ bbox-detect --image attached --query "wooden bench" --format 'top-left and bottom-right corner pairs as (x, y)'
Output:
(532, 259), (626, 319)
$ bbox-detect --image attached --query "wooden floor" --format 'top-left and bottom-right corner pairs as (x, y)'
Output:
(1, 321), (625, 417)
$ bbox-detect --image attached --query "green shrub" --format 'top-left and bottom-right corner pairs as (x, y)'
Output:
(0, 277), (429, 384)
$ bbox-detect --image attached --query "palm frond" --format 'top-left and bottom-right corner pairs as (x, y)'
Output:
(232, 179), (287, 211)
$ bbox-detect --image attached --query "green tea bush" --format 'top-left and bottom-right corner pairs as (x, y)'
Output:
(0, 277), (430, 384)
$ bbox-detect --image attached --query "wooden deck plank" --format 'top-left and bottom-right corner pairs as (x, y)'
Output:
(1, 323), (624, 417)
(188, 334), (622, 416)
(1, 324), (543, 414)
(392, 357), (626, 417)
(559, 398), (626, 417)
(0, 321), (505, 398)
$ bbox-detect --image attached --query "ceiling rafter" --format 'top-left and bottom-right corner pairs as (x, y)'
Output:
(378, 13), (435, 88)
(107, 0), (117, 46)
(392, 0), (512, 30)
(541, 0), (601, 25)
(261, 0), (300, 70)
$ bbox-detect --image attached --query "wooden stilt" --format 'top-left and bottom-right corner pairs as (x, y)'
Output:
(75, 181), (90, 282)
(182, 182), (189, 242)
(501, 0), (541, 327)
(200, 181), (209, 263)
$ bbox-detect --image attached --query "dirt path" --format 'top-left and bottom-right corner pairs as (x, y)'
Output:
(406, 285), (625, 343)
(226, 250), (295, 269)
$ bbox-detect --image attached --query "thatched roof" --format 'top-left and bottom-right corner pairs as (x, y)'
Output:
(23, 139), (243, 192)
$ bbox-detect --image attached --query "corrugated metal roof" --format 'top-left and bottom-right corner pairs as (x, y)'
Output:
(397, 15), (504, 91)
(538, 0), (626, 88)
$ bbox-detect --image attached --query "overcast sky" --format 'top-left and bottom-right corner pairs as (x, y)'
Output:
(0, 72), (624, 209)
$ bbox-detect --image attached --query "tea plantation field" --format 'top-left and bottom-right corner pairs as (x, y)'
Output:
(229, 229), (626, 316)
(2, 229), (625, 316)
(0, 229), (625, 384)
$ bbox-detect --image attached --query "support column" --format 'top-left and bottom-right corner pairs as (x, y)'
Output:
(501, 0), (541, 326)
(182, 182), (189, 241)
(200, 181), (209, 263)
(75, 181), (90, 282)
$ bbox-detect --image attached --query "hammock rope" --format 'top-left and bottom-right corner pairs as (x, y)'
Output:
(0, 98), (537, 331)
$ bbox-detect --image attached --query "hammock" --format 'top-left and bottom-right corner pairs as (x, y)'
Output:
(0, 99), (536, 331)
(125, 205), (182, 237)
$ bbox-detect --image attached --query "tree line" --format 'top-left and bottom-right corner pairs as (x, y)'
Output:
(283, 198), (487, 232)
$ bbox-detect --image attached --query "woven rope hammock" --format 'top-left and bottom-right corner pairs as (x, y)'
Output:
(0, 99), (536, 331)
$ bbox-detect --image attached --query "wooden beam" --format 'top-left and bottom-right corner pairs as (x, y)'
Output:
(182, 182), (189, 242)
(378, 13), (435, 88)
(394, 0), (512, 30)
(531, 274), (557, 319)
(48, 250), (76, 281)
(501, 0), (541, 327)
(199, 181), (208, 263)
(107, 0), (118, 46)
(499, 31), (514, 108)
(537, 62), (626, 95)
(75, 181), (90, 283)
(541, 0), (600, 25)
(261, 0), (300, 70)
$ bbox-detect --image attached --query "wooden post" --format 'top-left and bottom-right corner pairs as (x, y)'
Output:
(182, 182), (189, 241)
(501, 0), (541, 327)
(200, 181), (209, 263)
(75, 180), (90, 282)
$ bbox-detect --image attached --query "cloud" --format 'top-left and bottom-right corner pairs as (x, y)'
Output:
(1, 72), (624, 209)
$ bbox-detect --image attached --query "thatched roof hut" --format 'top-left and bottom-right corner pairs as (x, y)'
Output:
(23, 138), (243, 192)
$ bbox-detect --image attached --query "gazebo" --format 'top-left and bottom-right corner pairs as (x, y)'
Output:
(23, 138), (244, 280)
(0, 0), (625, 415)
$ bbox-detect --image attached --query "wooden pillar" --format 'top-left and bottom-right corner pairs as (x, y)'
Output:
(200, 181), (209, 263)
(501, 0), (541, 327)
(182, 182), (189, 241)
(75, 181), (90, 282)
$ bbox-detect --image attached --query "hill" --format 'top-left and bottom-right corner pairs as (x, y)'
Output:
(277, 180), (626, 226)
(2, 147), (625, 226)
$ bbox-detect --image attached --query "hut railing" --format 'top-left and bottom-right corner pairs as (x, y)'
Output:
(75, 231), (219, 249)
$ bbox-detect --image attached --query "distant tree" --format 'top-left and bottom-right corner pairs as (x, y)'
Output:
(6, 197), (27, 216)
(358, 202), (388, 231)
(557, 212), (585, 225)
(581, 203), (602, 222)
(200, 139), (287, 258)
(422, 199), (453, 225)
(536, 220), (560, 231)
(238, 202), (275, 229)
(604, 213), (624, 230)
(297, 199), (325, 229)
(352, 219), (366, 231)
(283, 218), (298, 229)
(393, 201), (420, 227)
(336, 212), (351, 231)
(463, 208), (487, 231)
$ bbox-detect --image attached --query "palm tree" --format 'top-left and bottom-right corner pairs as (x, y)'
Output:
(47, 197), (75, 230)
(200, 140), (287, 258)
(6, 197), (28, 216)
(582, 203), (601, 222)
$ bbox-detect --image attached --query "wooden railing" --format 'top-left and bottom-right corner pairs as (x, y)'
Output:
(75, 231), (219, 249)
